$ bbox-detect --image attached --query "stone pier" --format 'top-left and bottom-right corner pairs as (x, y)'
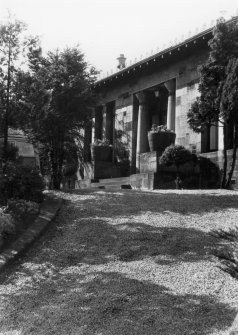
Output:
(135, 91), (149, 171)
(164, 79), (176, 131)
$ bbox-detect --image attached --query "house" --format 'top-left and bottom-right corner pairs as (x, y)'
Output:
(2, 129), (40, 167)
(79, 18), (238, 189)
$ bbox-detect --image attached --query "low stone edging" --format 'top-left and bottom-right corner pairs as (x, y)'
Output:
(0, 195), (63, 271)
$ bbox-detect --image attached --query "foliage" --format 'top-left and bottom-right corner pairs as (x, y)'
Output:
(198, 156), (220, 188)
(0, 14), (38, 165)
(187, 17), (238, 188)
(92, 139), (112, 147)
(39, 137), (79, 183)
(0, 142), (18, 162)
(7, 199), (39, 220)
(212, 229), (238, 280)
(0, 199), (39, 250)
(0, 163), (44, 204)
(18, 47), (97, 189)
(150, 124), (174, 133)
(159, 145), (193, 169)
(0, 207), (15, 235)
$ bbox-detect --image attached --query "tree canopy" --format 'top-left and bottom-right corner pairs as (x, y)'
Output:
(187, 17), (238, 188)
(0, 15), (27, 164)
(19, 46), (98, 189)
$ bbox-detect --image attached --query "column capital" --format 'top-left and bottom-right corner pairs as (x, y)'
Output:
(135, 91), (148, 105)
(164, 79), (176, 95)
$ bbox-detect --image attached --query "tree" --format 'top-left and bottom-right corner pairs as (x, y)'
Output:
(187, 17), (238, 188)
(20, 47), (97, 189)
(220, 58), (238, 187)
(0, 14), (38, 167)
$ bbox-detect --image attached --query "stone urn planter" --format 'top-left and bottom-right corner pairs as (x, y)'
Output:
(91, 140), (112, 162)
(148, 125), (176, 156)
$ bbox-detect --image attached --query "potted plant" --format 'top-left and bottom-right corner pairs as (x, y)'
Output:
(148, 124), (176, 155)
(91, 139), (113, 162)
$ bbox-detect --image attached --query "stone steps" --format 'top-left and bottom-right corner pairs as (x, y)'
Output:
(98, 176), (131, 184)
(91, 176), (131, 190)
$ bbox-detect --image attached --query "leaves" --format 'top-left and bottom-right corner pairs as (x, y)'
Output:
(188, 17), (238, 133)
(18, 46), (98, 189)
(159, 145), (193, 167)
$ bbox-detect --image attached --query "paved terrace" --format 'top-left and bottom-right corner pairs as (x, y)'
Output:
(0, 189), (238, 335)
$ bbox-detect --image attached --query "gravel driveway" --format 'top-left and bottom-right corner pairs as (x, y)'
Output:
(0, 189), (238, 335)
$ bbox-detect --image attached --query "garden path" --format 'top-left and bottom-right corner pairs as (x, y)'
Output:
(0, 189), (238, 335)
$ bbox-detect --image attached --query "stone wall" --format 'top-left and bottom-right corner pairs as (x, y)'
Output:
(97, 50), (208, 166)
(176, 78), (201, 153)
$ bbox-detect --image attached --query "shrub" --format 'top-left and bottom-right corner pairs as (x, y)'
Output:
(7, 199), (39, 221)
(0, 207), (15, 235)
(0, 162), (44, 204)
(182, 175), (200, 189)
(0, 142), (19, 162)
(91, 139), (111, 147)
(150, 124), (175, 133)
(198, 156), (220, 188)
(159, 145), (193, 170)
(212, 229), (238, 280)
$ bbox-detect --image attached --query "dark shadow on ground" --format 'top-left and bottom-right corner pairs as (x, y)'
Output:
(0, 269), (236, 335)
(49, 219), (219, 266)
(65, 188), (238, 216)
(0, 191), (237, 334)
(0, 204), (221, 268)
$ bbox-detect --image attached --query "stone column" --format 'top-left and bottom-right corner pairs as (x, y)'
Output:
(91, 109), (96, 144)
(135, 91), (149, 172)
(218, 121), (224, 150)
(164, 79), (176, 131)
(102, 104), (107, 140)
(105, 104), (114, 144)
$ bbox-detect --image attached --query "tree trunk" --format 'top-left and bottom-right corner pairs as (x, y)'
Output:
(221, 124), (228, 188)
(49, 145), (64, 190)
(175, 166), (182, 190)
(49, 148), (61, 190)
(226, 124), (238, 189)
(2, 43), (11, 172)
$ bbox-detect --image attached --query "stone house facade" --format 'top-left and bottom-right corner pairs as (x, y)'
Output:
(80, 21), (238, 189)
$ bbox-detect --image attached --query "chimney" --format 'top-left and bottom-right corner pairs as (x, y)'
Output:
(117, 54), (126, 69)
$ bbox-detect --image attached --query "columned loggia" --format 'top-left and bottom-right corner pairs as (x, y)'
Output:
(135, 91), (149, 171)
(164, 79), (176, 131)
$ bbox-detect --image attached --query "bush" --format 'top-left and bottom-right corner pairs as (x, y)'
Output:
(0, 207), (15, 235)
(0, 142), (19, 162)
(212, 229), (238, 280)
(0, 162), (44, 204)
(0, 200), (40, 250)
(198, 156), (220, 188)
(7, 199), (39, 221)
(158, 146), (220, 189)
(159, 145), (193, 169)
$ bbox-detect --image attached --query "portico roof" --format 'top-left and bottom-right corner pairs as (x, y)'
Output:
(93, 27), (212, 88)
(93, 17), (237, 89)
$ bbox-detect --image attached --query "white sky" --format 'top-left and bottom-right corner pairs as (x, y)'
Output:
(0, 0), (237, 74)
